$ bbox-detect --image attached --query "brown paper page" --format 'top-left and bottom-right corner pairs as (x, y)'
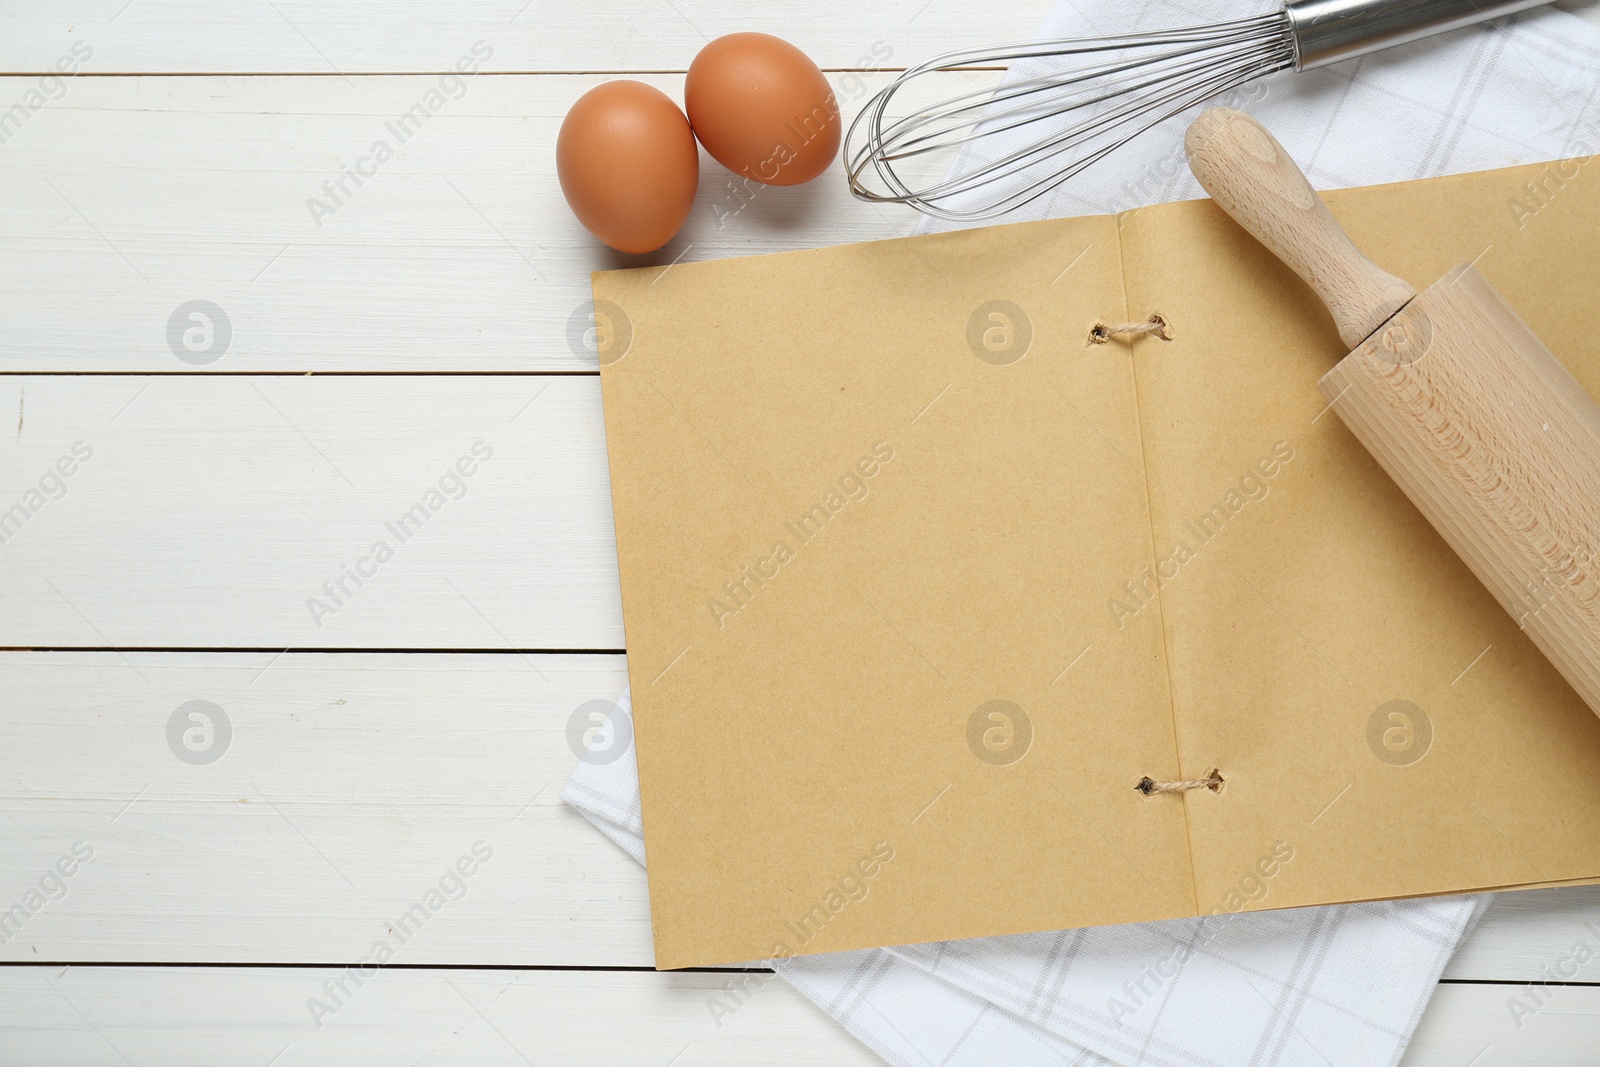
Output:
(597, 216), (1197, 969)
(596, 158), (1600, 969)
(1120, 161), (1600, 914)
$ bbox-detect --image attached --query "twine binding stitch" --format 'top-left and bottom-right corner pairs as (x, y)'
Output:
(1090, 312), (1174, 345)
(1136, 768), (1223, 795)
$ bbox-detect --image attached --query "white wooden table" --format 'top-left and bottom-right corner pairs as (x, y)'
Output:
(3, 2), (1599, 1062)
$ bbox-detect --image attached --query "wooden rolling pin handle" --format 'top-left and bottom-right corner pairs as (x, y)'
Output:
(1184, 107), (1416, 349)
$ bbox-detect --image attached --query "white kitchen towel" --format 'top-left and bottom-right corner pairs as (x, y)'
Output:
(567, 2), (1600, 1063)
(564, 691), (1487, 1067)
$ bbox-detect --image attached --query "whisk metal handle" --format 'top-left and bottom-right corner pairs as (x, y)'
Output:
(1184, 108), (1415, 349)
(1285, 0), (1555, 70)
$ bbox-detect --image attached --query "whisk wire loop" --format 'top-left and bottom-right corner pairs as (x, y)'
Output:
(845, 12), (1297, 220)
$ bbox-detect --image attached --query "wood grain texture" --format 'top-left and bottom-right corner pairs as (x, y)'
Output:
(1401, 981), (1600, 1065)
(1450, 884), (1600, 980)
(0, 966), (1595, 1065)
(0, 1), (1050, 74)
(1321, 265), (1600, 718)
(1184, 107), (1415, 348)
(0, 376), (623, 649)
(7, 0), (1595, 74)
(0, 652), (650, 965)
(0, 966), (881, 1065)
(0, 71), (974, 372)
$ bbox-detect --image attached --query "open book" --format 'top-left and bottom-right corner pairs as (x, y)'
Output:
(594, 157), (1600, 969)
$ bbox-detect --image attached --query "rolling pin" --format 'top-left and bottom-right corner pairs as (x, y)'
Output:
(1185, 107), (1600, 718)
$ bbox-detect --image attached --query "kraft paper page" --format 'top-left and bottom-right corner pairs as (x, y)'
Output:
(594, 158), (1600, 969)
(597, 214), (1200, 968)
(1121, 169), (1600, 914)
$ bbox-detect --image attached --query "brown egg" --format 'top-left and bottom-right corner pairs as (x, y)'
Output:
(685, 33), (840, 186)
(557, 81), (699, 254)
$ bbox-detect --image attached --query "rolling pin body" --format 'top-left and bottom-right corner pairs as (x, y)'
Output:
(1187, 107), (1600, 717)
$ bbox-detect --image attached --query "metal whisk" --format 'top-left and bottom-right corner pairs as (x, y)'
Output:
(846, 0), (1553, 221)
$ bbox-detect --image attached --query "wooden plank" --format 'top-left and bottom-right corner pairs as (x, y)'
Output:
(0, 71), (980, 372)
(0, 1), (1049, 74)
(1403, 981), (1600, 1066)
(0, 376), (624, 648)
(4, 650), (1599, 975)
(0, 966), (1594, 1065)
(7, 2), (1599, 76)
(7, 0), (1595, 75)
(0, 966), (882, 1065)
(1446, 886), (1600, 982)
(0, 652), (652, 965)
